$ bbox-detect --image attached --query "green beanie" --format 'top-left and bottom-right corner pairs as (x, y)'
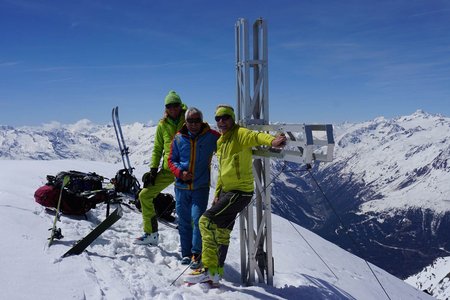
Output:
(215, 105), (235, 121)
(164, 90), (182, 105)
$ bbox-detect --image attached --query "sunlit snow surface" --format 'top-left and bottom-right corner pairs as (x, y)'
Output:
(0, 160), (431, 299)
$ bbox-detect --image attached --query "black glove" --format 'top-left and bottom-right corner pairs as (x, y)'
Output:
(142, 168), (158, 187)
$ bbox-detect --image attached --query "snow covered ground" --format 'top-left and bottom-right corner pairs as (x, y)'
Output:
(0, 160), (432, 299)
(406, 257), (450, 300)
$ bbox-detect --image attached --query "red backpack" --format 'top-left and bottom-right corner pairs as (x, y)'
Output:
(34, 184), (60, 208)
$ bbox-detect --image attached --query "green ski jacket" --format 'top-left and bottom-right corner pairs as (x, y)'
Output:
(215, 124), (274, 196)
(150, 113), (186, 171)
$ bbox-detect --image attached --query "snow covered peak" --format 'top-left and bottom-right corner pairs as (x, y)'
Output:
(1, 110), (449, 214)
(412, 109), (428, 117)
(405, 256), (450, 299)
(331, 110), (450, 213)
(0, 120), (156, 165)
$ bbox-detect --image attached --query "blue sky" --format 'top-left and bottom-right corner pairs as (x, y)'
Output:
(1, 0), (450, 126)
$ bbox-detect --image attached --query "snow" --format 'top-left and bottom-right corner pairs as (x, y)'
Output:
(331, 110), (450, 214)
(2, 110), (450, 214)
(405, 257), (450, 300)
(0, 159), (432, 299)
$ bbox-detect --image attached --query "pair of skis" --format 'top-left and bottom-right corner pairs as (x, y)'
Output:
(112, 106), (133, 175)
(61, 107), (140, 256)
(112, 106), (141, 198)
(55, 107), (179, 257)
(48, 107), (130, 255)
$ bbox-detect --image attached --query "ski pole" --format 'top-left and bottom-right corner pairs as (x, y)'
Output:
(48, 175), (70, 247)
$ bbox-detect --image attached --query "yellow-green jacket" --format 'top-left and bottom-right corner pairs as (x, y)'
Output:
(215, 124), (274, 196)
(150, 112), (186, 171)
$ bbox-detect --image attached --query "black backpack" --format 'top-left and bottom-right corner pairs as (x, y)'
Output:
(113, 168), (140, 196)
(154, 193), (176, 222)
(35, 170), (110, 215)
(52, 170), (103, 193)
(132, 192), (176, 222)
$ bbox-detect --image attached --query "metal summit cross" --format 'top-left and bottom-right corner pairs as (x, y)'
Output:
(235, 18), (335, 286)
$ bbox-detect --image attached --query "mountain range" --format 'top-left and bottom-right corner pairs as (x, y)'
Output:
(271, 110), (450, 278)
(1, 109), (449, 297)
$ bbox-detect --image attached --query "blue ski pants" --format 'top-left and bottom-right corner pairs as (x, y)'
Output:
(175, 187), (209, 257)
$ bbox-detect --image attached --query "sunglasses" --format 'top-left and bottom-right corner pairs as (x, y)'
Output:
(215, 115), (231, 122)
(165, 103), (180, 109)
(186, 118), (202, 124)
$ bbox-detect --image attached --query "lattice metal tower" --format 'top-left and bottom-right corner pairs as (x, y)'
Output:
(235, 18), (335, 286)
(235, 17), (273, 285)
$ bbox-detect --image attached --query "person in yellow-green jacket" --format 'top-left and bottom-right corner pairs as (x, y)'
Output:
(134, 90), (187, 245)
(184, 104), (287, 285)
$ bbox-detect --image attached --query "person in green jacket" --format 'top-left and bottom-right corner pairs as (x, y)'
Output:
(134, 90), (187, 245)
(184, 104), (286, 284)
